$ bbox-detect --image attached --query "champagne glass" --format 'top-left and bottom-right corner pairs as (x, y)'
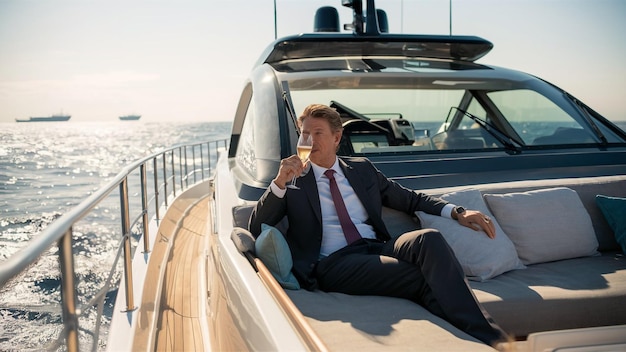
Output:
(287, 133), (312, 189)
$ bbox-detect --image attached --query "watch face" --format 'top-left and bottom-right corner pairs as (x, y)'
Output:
(456, 206), (466, 214)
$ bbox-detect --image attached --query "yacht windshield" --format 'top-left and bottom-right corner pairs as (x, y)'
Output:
(288, 82), (618, 155)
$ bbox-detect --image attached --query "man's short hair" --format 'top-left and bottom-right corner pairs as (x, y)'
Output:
(298, 104), (342, 132)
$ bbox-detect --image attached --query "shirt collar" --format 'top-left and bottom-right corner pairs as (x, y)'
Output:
(310, 157), (342, 181)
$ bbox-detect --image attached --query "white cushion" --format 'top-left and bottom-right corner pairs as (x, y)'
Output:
(483, 187), (599, 265)
(416, 189), (525, 281)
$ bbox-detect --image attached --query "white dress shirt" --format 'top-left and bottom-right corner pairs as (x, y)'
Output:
(310, 159), (377, 256)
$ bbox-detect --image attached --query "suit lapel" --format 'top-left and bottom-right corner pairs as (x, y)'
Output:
(340, 158), (390, 240)
(298, 167), (322, 223)
(339, 158), (377, 219)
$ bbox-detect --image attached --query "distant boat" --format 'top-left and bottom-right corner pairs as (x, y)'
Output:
(119, 115), (141, 121)
(15, 114), (71, 122)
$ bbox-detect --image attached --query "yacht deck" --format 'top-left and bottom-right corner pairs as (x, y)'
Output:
(131, 183), (212, 351)
(155, 196), (210, 351)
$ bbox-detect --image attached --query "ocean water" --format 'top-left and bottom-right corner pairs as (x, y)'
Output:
(0, 120), (231, 350)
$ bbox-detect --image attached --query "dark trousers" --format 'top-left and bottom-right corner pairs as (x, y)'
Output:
(314, 229), (507, 346)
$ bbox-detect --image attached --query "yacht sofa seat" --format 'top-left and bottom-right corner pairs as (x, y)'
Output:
(231, 175), (626, 350)
(432, 175), (626, 338)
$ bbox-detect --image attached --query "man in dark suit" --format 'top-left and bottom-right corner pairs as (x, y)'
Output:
(249, 104), (507, 346)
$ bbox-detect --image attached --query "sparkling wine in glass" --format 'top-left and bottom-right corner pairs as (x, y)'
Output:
(287, 133), (312, 189)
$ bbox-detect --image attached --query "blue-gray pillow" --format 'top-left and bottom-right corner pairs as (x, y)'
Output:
(596, 195), (626, 254)
(255, 223), (300, 290)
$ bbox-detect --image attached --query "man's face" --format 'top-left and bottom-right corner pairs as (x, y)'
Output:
(301, 116), (342, 168)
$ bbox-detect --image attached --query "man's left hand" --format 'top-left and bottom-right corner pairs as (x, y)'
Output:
(457, 210), (496, 239)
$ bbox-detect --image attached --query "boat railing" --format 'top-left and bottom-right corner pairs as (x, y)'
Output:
(0, 138), (229, 352)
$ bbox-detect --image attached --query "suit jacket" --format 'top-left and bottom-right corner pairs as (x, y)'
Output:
(249, 156), (447, 289)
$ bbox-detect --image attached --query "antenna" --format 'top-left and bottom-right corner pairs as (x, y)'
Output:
(274, 0), (277, 39)
(449, 0), (452, 35)
(342, 0), (381, 35)
(401, 0), (404, 33)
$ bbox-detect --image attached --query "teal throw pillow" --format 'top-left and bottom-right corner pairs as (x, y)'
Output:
(596, 195), (626, 254)
(255, 223), (300, 290)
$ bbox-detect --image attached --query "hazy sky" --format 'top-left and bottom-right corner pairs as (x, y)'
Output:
(1, 0), (625, 123)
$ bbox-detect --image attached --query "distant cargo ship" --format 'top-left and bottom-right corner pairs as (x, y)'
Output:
(15, 114), (71, 122)
(119, 115), (141, 121)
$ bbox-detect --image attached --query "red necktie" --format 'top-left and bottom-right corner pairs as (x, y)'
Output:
(324, 169), (362, 245)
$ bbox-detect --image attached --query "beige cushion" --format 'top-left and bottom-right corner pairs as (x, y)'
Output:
(287, 290), (495, 352)
(416, 189), (525, 281)
(484, 187), (599, 265)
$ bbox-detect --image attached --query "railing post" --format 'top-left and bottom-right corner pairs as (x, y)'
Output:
(184, 146), (189, 188)
(162, 153), (168, 207)
(140, 164), (150, 254)
(119, 178), (136, 312)
(153, 157), (160, 222)
(58, 227), (79, 352)
(207, 142), (212, 175)
(178, 147), (184, 191)
(200, 143), (205, 180)
(171, 150), (176, 197)
(192, 145), (197, 184)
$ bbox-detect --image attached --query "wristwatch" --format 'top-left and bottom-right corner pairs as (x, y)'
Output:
(452, 206), (466, 220)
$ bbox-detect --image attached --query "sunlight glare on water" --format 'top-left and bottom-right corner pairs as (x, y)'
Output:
(0, 120), (231, 350)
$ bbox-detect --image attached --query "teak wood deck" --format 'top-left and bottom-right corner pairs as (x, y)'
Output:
(130, 183), (212, 352)
(154, 196), (210, 351)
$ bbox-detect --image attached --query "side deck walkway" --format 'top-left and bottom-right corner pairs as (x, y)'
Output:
(129, 180), (213, 352)
(154, 196), (211, 351)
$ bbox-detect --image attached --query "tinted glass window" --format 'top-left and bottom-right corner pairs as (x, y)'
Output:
(487, 89), (593, 145)
(236, 98), (257, 175)
(288, 83), (608, 155)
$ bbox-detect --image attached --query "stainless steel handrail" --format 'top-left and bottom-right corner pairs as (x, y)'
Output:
(0, 138), (229, 351)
